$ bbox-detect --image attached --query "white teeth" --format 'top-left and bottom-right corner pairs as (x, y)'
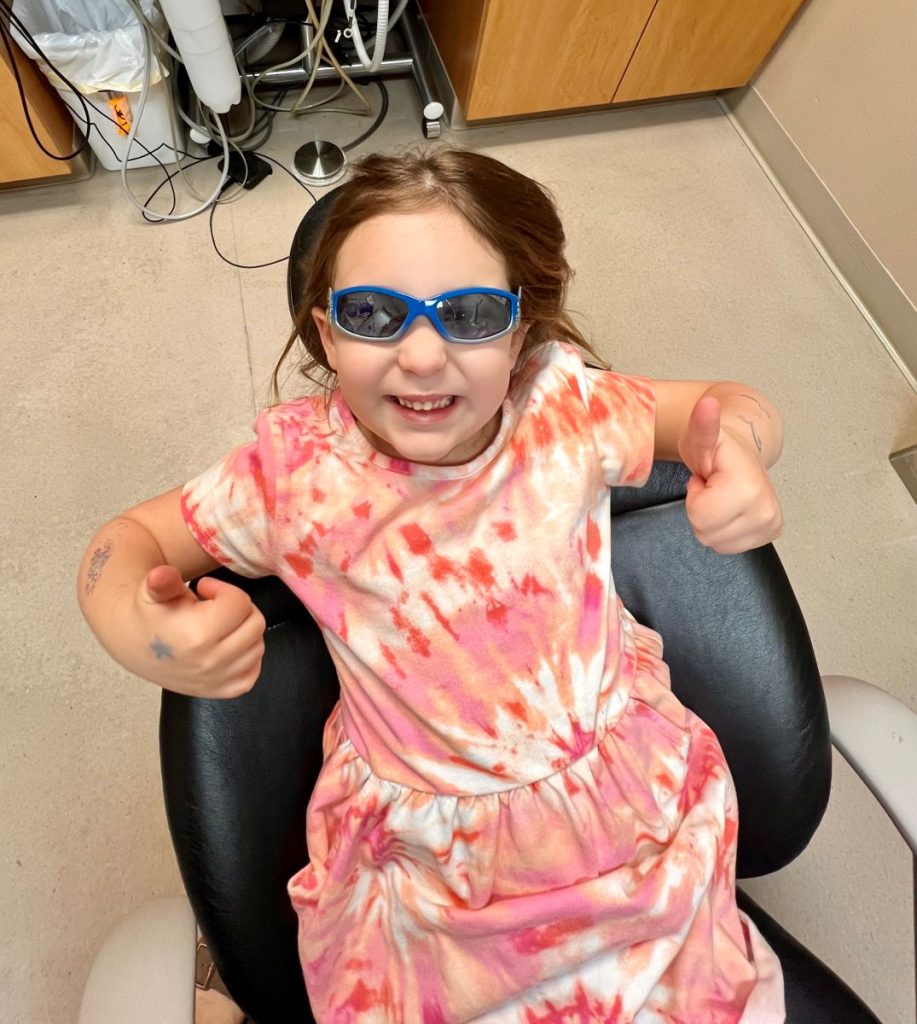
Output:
(396, 396), (454, 411)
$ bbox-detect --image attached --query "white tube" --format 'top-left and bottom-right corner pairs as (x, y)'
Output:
(158, 0), (241, 113)
(347, 0), (390, 72)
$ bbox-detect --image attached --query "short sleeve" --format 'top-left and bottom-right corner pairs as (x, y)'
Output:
(181, 410), (282, 578)
(584, 368), (656, 488)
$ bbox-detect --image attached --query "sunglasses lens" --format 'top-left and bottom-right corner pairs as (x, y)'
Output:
(437, 292), (513, 341)
(335, 290), (408, 339)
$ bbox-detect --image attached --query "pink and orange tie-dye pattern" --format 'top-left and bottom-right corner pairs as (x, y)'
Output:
(182, 342), (784, 1022)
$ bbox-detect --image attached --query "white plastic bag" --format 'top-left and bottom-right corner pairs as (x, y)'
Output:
(10, 0), (165, 94)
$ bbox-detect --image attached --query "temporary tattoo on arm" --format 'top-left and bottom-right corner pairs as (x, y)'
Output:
(84, 541), (114, 596)
(83, 519), (131, 596)
(150, 636), (174, 660)
(738, 394), (771, 419)
(738, 415), (763, 453)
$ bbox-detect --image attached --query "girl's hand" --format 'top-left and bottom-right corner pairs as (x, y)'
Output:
(677, 396), (783, 554)
(130, 565), (266, 698)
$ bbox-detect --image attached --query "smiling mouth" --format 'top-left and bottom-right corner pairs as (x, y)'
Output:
(391, 396), (456, 411)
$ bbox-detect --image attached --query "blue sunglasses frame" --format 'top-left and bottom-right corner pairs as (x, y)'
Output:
(328, 285), (523, 344)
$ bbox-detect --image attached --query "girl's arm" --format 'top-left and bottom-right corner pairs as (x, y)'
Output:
(649, 379), (784, 554)
(652, 380), (783, 468)
(77, 488), (266, 698)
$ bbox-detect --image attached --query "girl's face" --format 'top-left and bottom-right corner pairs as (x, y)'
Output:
(311, 206), (528, 466)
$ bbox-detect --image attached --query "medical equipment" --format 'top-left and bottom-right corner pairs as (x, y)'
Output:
(157, 0), (240, 113)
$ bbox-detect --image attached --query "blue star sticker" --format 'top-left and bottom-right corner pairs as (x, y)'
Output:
(150, 636), (174, 660)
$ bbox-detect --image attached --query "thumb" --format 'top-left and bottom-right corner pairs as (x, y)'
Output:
(194, 575), (253, 612)
(144, 564), (192, 604)
(194, 575), (256, 630)
(679, 396), (721, 481)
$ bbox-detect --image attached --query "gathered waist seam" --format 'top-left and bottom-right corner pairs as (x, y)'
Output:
(333, 690), (686, 800)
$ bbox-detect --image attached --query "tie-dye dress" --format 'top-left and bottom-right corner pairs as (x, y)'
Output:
(182, 341), (785, 1023)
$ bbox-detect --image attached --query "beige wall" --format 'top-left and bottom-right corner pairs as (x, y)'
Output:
(744, 0), (917, 335)
(732, 2), (917, 1022)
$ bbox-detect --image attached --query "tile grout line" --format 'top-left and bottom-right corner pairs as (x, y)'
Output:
(715, 95), (917, 394)
(227, 201), (259, 419)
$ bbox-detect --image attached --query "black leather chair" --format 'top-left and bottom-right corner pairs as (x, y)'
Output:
(153, 192), (890, 1023)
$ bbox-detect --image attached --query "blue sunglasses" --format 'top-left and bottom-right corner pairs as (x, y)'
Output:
(328, 285), (522, 344)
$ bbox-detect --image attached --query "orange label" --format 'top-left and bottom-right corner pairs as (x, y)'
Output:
(107, 93), (132, 136)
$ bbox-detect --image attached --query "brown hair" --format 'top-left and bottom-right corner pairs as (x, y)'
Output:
(273, 145), (606, 400)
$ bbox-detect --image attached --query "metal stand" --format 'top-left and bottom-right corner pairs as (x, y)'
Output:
(243, 1), (445, 139)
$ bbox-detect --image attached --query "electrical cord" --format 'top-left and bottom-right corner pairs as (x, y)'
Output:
(123, 0), (255, 204)
(1, 0), (212, 216)
(122, 0), (183, 63)
(204, 72), (387, 269)
(129, 1), (258, 216)
(208, 152), (317, 270)
(114, 13), (231, 223)
(247, 0), (334, 115)
(205, 68), (388, 269)
(247, 1), (328, 99)
(154, 87), (290, 219)
(3, 0), (392, 240)
(141, 151), (211, 212)
(294, 0), (370, 116)
(174, 36), (280, 153)
(0, 3), (91, 161)
(289, 0), (345, 115)
(120, 0), (218, 204)
(248, 0), (369, 118)
(341, 78), (388, 152)
(0, 0), (188, 215)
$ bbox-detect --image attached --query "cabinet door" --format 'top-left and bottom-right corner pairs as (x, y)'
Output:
(1, 38), (79, 185)
(613, 0), (807, 102)
(422, 0), (658, 121)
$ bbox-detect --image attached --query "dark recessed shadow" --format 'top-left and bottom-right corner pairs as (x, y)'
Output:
(441, 96), (726, 148)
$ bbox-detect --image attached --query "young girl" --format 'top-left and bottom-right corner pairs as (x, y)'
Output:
(79, 146), (786, 1022)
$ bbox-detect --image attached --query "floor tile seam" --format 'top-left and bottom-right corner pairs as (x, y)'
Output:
(226, 201), (259, 419)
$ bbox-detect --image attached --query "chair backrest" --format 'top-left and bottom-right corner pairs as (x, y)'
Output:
(160, 461), (831, 1023)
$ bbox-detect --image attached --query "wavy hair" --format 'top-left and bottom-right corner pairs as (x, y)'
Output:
(273, 145), (605, 400)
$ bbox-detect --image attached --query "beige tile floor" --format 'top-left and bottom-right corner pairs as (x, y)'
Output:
(1, 76), (915, 1023)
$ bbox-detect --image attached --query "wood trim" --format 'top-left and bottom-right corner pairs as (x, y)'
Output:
(614, 0), (807, 103)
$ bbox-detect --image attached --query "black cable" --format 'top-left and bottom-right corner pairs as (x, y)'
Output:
(208, 152), (317, 270)
(137, 87), (286, 221)
(2, 5), (182, 212)
(0, 0), (178, 191)
(342, 79), (388, 153)
(257, 152), (317, 199)
(5, 1), (388, 249)
(0, 12), (89, 160)
(206, 74), (389, 271)
(208, 201), (288, 270)
(61, 93), (183, 213)
(2, 0), (277, 219)
(139, 151), (218, 220)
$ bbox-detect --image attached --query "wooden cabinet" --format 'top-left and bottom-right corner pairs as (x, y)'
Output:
(418, 0), (806, 121)
(1, 38), (86, 187)
(614, 0), (806, 102)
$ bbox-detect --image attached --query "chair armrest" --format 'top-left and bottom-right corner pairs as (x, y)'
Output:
(822, 675), (917, 856)
(78, 896), (197, 1024)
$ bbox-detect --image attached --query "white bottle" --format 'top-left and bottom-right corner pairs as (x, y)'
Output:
(158, 0), (241, 113)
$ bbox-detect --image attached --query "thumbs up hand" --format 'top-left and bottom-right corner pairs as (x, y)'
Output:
(678, 396), (783, 554)
(130, 564), (266, 698)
